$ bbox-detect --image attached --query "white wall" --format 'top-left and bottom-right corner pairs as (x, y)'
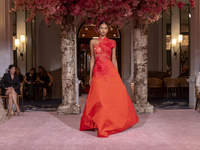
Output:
(36, 14), (61, 72)
(0, 0), (13, 77)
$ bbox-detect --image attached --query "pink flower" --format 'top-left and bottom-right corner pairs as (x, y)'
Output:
(189, 0), (195, 8)
(137, 10), (144, 17)
(12, 0), (188, 28)
(74, 5), (80, 14)
(48, 7), (56, 15)
(155, 7), (162, 14)
(177, 1), (185, 9)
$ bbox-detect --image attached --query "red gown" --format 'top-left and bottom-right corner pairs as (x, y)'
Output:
(79, 37), (139, 137)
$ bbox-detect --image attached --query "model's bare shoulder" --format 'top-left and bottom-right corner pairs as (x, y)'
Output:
(90, 39), (98, 45)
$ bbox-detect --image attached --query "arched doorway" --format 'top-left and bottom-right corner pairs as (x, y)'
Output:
(77, 23), (122, 95)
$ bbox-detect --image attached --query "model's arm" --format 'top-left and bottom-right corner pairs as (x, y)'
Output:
(111, 43), (118, 71)
(89, 39), (95, 85)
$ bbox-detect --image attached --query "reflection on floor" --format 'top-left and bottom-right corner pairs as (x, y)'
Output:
(22, 98), (62, 112)
(21, 94), (190, 112)
(148, 97), (190, 109)
(21, 94), (88, 112)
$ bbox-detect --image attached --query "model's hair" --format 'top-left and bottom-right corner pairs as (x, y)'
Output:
(98, 21), (108, 28)
(38, 66), (48, 77)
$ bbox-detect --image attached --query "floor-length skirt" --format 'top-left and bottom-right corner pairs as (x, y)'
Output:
(80, 61), (139, 137)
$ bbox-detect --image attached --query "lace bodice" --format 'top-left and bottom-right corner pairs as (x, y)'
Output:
(94, 37), (116, 61)
(93, 37), (116, 81)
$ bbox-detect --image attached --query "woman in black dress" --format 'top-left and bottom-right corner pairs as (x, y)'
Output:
(37, 66), (53, 101)
(0, 65), (21, 118)
(15, 67), (24, 83)
(24, 68), (37, 101)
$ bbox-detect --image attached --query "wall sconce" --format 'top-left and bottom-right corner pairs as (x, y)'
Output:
(20, 35), (25, 43)
(15, 39), (19, 48)
(172, 35), (183, 60)
(14, 35), (25, 61)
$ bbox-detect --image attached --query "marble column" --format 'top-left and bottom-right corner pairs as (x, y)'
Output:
(187, 1), (200, 108)
(132, 18), (154, 114)
(0, 97), (7, 124)
(57, 14), (81, 115)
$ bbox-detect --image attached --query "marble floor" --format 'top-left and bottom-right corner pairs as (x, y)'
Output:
(0, 95), (199, 150)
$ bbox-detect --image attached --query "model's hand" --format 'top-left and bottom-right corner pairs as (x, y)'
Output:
(28, 82), (31, 84)
(40, 81), (44, 83)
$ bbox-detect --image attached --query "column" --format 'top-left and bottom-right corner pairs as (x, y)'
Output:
(132, 18), (154, 114)
(0, 97), (7, 124)
(57, 14), (81, 115)
(188, 1), (200, 108)
(0, 0), (13, 78)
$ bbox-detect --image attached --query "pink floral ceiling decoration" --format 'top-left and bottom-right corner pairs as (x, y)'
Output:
(12, 0), (195, 27)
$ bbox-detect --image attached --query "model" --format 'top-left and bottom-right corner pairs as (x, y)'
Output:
(80, 21), (139, 137)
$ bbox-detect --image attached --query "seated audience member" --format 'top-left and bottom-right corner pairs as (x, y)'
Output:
(24, 68), (37, 101)
(0, 65), (21, 118)
(15, 67), (24, 83)
(37, 66), (53, 101)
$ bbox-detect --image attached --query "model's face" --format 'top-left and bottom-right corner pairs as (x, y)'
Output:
(98, 23), (108, 36)
(9, 67), (15, 74)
